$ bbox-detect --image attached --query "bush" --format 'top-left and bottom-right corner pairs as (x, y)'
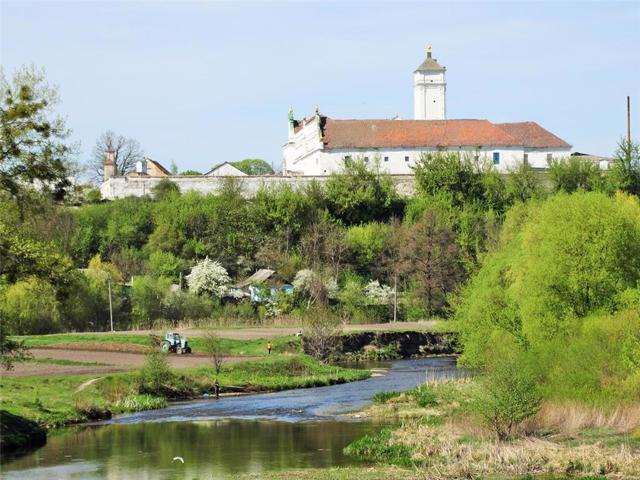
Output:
(161, 291), (214, 325)
(138, 351), (173, 394)
(411, 384), (438, 408)
(473, 361), (542, 441)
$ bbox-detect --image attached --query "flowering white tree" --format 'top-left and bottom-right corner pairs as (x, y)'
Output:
(364, 280), (394, 303)
(186, 258), (231, 297)
(293, 269), (338, 308)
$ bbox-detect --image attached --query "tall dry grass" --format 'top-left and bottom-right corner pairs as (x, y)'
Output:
(525, 401), (640, 435)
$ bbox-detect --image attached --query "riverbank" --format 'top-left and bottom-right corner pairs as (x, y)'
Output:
(0, 354), (370, 451)
(335, 378), (640, 479)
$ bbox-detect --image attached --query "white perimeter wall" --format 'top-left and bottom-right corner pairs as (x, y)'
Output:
(100, 174), (418, 200)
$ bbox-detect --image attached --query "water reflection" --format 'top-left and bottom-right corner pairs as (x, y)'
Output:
(2, 419), (385, 479)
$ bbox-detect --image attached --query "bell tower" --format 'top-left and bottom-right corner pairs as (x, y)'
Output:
(413, 45), (446, 120)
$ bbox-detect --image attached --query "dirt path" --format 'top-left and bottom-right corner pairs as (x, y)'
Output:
(126, 321), (439, 340)
(2, 349), (257, 378)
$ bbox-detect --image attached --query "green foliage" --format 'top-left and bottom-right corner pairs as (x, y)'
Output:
(608, 139), (640, 196)
(506, 160), (545, 203)
(179, 169), (202, 176)
(161, 291), (214, 325)
(372, 390), (401, 403)
(148, 250), (184, 280)
(229, 158), (274, 175)
(0, 65), (73, 205)
(325, 157), (402, 225)
(0, 311), (30, 369)
(137, 350), (174, 394)
(548, 156), (604, 193)
(344, 428), (413, 466)
(151, 178), (180, 201)
(473, 360), (542, 440)
(131, 275), (172, 327)
(345, 222), (392, 273)
(0, 277), (61, 334)
(411, 384), (438, 408)
(413, 152), (505, 212)
(456, 191), (640, 403)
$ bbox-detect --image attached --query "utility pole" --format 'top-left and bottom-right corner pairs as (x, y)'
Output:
(627, 96), (632, 147)
(393, 273), (398, 323)
(108, 274), (114, 332)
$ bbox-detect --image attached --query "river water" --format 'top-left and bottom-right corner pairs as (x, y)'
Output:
(1, 356), (461, 479)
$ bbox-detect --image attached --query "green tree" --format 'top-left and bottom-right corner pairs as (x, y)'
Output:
(0, 277), (61, 334)
(547, 156), (603, 193)
(412, 152), (505, 211)
(0, 65), (74, 207)
(151, 178), (180, 201)
(456, 192), (640, 374)
(179, 169), (202, 176)
(506, 160), (544, 203)
(608, 139), (640, 196)
(325, 157), (402, 225)
(230, 158), (274, 175)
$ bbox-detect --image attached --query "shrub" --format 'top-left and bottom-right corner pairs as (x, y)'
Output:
(473, 361), (542, 441)
(138, 351), (173, 394)
(161, 291), (214, 325)
(412, 384), (438, 408)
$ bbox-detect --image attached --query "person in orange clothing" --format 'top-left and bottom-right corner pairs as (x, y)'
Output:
(267, 341), (272, 355)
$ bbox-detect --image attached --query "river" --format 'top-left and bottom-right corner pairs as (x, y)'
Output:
(1, 356), (461, 479)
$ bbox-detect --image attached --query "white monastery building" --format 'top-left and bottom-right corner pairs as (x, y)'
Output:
(100, 46), (577, 199)
(283, 46), (572, 175)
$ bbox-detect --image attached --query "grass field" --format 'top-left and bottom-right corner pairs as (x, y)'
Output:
(15, 332), (301, 356)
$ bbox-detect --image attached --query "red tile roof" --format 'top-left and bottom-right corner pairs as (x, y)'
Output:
(321, 118), (523, 149)
(495, 122), (571, 149)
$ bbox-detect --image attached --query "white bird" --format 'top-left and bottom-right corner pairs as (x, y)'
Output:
(172, 456), (185, 464)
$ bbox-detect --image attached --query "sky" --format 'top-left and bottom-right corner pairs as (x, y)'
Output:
(1, 1), (639, 175)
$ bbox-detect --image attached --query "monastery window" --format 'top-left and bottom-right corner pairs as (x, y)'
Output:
(493, 152), (500, 165)
(404, 156), (410, 162)
(384, 156), (389, 162)
(547, 153), (553, 162)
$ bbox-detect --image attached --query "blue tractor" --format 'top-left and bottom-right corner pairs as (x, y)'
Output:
(160, 332), (192, 354)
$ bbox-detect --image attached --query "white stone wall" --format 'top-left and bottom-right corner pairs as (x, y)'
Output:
(413, 70), (446, 120)
(100, 174), (417, 200)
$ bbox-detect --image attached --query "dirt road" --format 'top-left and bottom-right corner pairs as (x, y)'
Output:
(127, 320), (439, 340)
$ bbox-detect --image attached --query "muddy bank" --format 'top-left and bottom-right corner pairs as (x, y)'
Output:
(304, 331), (460, 358)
